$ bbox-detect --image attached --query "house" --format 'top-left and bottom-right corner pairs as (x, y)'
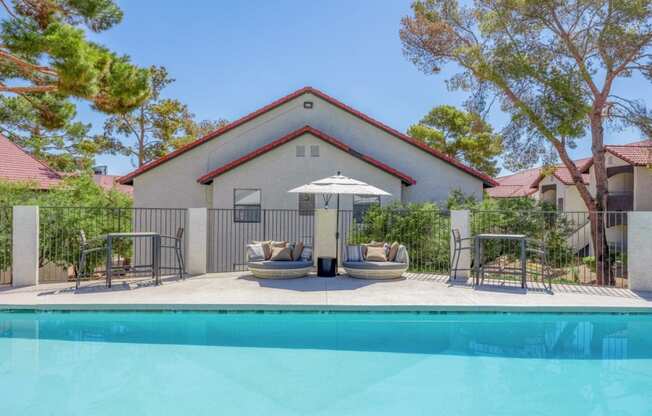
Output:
(586, 139), (652, 212)
(532, 158), (592, 212)
(487, 158), (592, 213)
(119, 87), (496, 213)
(0, 134), (61, 189)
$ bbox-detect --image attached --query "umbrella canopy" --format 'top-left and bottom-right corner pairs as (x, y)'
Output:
(287, 173), (391, 196)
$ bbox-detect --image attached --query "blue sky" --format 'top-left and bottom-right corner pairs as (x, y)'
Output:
(78, 0), (649, 176)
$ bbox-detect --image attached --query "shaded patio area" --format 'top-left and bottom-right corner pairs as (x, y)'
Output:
(1, 271), (651, 311)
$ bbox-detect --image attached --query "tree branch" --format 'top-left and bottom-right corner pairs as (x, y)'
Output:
(0, 84), (57, 94)
(549, 7), (601, 99)
(0, 50), (58, 77)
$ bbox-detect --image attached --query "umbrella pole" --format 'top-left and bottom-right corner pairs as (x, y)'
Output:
(335, 193), (340, 275)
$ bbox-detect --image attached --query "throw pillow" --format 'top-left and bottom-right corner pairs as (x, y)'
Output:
(365, 246), (387, 262)
(292, 241), (304, 261)
(395, 245), (409, 264)
(246, 243), (265, 262)
(270, 246), (292, 261)
(363, 241), (385, 259)
(270, 241), (288, 247)
(346, 245), (364, 262)
(301, 247), (313, 261)
(252, 240), (272, 259)
(388, 242), (400, 262)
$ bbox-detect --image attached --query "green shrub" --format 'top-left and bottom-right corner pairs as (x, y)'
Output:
(347, 202), (450, 272)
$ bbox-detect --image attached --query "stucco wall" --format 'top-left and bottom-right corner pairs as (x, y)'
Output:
(131, 91), (484, 208)
(210, 133), (403, 210)
(634, 166), (652, 210)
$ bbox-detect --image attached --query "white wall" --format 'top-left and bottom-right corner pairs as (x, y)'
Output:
(132, 91), (485, 209)
(210, 133), (404, 210)
(634, 166), (652, 211)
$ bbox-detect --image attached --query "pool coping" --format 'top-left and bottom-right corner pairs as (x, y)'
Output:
(3, 303), (652, 313)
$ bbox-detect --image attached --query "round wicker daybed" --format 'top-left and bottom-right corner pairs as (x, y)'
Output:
(342, 261), (408, 280)
(247, 260), (313, 279)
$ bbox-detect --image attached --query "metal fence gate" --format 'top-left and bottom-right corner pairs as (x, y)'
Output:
(338, 209), (451, 274)
(471, 210), (628, 288)
(207, 209), (315, 272)
(38, 207), (187, 283)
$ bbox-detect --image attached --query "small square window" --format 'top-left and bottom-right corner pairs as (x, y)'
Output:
(296, 145), (305, 157)
(303, 101), (313, 109)
(234, 189), (261, 223)
(310, 145), (319, 157)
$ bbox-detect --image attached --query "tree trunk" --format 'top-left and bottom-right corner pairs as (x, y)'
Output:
(589, 111), (612, 286)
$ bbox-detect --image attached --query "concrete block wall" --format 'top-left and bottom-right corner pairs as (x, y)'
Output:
(12, 206), (39, 287)
(628, 212), (652, 291)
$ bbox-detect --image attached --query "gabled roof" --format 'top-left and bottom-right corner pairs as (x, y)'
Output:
(119, 86), (497, 186)
(197, 126), (417, 185)
(0, 134), (61, 189)
(604, 140), (652, 166)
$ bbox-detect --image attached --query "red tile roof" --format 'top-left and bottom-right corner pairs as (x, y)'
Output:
(550, 168), (590, 185)
(197, 126), (417, 185)
(120, 87), (497, 187)
(93, 175), (133, 196)
(486, 185), (538, 198)
(486, 167), (542, 198)
(0, 134), (61, 189)
(605, 140), (652, 166)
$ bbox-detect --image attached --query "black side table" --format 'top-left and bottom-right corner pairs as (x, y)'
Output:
(317, 257), (337, 277)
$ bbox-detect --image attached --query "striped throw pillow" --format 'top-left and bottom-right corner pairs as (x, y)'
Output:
(346, 245), (364, 262)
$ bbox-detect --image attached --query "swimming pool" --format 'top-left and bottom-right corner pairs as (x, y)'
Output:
(1, 311), (651, 415)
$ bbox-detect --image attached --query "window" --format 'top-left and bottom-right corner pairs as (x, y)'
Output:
(296, 145), (305, 157)
(353, 195), (380, 223)
(234, 189), (261, 223)
(298, 193), (315, 216)
(557, 197), (564, 211)
(310, 145), (320, 157)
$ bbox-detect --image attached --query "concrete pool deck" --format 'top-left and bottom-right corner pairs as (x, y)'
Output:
(1, 272), (652, 312)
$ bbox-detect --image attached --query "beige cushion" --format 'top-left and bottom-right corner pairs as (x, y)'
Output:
(270, 241), (288, 248)
(388, 242), (400, 262)
(253, 240), (272, 260)
(365, 246), (387, 262)
(363, 241), (385, 258)
(292, 241), (304, 261)
(270, 246), (292, 261)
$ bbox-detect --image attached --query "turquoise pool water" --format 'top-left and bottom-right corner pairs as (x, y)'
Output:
(1, 311), (652, 416)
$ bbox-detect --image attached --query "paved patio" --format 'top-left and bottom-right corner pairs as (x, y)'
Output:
(1, 272), (652, 312)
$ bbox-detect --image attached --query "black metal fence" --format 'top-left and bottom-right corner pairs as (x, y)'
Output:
(207, 209), (315, 272)
(38, 207), (187, 283)
(471, 210), (627, 288)
(0, 206), (11, 285)
(339, 208), (451, 273)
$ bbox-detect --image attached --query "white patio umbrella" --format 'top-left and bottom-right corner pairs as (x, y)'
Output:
(288, 172), (391, 266)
